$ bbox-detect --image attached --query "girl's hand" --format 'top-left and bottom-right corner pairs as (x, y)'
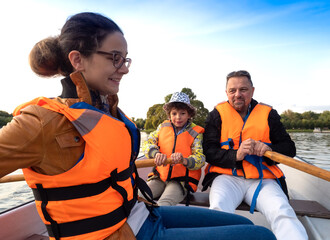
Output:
(170, 152), (183, 165)
(154, 153), (167, 166)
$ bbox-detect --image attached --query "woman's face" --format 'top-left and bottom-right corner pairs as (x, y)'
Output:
(81, 31), (129, 95)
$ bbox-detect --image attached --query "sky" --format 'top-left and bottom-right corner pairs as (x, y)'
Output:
(1, 0), (329, 119)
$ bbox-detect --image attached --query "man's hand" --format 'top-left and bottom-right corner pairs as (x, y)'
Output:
(253, 141), (272, 157)
(236, 138), (256, 161)
(236, 138), (272, 161)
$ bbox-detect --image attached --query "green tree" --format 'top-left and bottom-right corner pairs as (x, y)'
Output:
(134, 118), (146, 130)
(281, 110), (302, 122)
(318, 111), (330, 128)
(281, 110), (330, 129)
(191, 99), (209, 127)
(301, 111), (319, 121)
(144, 88), (209, 130)
(144, 104), (167, 130)
(0, 111), (13, 128)
(282, 119), (291, 129)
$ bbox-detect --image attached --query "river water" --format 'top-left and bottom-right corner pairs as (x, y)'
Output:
(0, 132), (329, 213)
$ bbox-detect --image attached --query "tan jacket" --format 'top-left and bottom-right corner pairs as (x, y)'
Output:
(0, 71), (135, 240)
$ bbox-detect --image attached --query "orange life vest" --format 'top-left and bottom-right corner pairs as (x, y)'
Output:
(205, 102), (284, 179)
(15, 97), (140, 240)
(153, 120), (204, 192)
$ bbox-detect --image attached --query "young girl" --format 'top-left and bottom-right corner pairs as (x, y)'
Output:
(142, 92), (205, 206)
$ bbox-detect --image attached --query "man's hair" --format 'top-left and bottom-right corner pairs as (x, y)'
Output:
(164, 102), (196, 118)
(226, 70), (253, 86)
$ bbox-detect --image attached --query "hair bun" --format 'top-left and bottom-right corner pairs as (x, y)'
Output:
(29, 37), (62, 77)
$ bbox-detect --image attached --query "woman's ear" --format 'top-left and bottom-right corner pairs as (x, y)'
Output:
(68, 50), (84, 71)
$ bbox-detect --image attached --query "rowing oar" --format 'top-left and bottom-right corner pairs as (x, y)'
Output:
(135, 158), (174, 168)
(133, 155), (330, 181)
(0, 158), (174, 183)
(1, 154), (329, 183)
(264, 151), (330, 182)
(0, 174), (25, 183)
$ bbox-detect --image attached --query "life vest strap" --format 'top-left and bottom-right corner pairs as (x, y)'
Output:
(36, 184), (60, 240)
(32, 165), (133, 201)
(135, 176), (154, 203)
(109, 168), (130, 216)
(46, 198), (136, 238)
(171, 176), (199, 189)
(220, 138), (234, 149)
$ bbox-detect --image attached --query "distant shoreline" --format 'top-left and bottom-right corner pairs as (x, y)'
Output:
(287, 129), (313, 133)
(287, 129), (330, 133)
(142, 129), (330, 133)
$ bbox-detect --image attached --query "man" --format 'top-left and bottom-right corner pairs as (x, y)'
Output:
(202, 70), (307, 240)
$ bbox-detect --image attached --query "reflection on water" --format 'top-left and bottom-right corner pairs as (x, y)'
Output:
(0, 132), (329, 213)
(290, 132), (330, 171)
(0, 181), (34, 212)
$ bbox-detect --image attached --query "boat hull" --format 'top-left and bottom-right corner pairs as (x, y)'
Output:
(0, 164), (329, 240)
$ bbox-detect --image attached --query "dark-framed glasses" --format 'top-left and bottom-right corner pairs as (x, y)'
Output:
(95, 51), (132, 69)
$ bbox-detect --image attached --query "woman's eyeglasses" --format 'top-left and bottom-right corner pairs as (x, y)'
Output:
(95, 51), (132, 69)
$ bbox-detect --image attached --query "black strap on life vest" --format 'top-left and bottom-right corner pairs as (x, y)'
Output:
(36, 183), (60, 240)
(109, 168), (131, 216)
(134, 169), (155, 204)
(33, 165), (135, 239)
(32, 165), (133, 201)
(45, 198), (136, 238)
(171, 168), (197, 206)
(172, 176), (199, 190)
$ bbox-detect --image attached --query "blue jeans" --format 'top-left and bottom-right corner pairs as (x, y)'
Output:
(136, 206), (276, 240)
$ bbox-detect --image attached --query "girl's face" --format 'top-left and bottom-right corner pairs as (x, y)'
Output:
(81, 31), (129, 95)
(170, 108), (191, 131)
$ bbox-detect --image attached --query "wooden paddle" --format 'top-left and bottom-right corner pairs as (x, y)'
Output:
(263, 151), (330, 181)
(0, 174), (25, 183)
(136, 154), (330, 181)
(135, 158), (174, 168)
(1, 152), (329, 183)
(0, 158), (175, 183)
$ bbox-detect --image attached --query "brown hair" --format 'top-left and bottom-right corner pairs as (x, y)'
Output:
(29, 12), (123, 77)
(226, 70), (253, 87)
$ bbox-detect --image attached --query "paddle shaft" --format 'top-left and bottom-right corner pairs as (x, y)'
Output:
(135, 158), (173, 168)
(0, 158), (173, 183)
(264, 151), (330, 182)
(1, 154), (329, 183)
(0, 174), (25, 183)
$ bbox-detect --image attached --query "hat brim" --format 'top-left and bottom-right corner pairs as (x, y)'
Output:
(163, 102), (197, 117)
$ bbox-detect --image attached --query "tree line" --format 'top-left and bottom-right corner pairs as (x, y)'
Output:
(132, 88), (209, 130)
(1, 92), (329, 131)
(0, 111), (13, 128)
(133, 90), (329, 131)
(280, 110), (330, 130)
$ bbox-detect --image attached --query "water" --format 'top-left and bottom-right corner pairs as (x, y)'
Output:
(289, 132), (330, 171)
(0, 132), (329, 213)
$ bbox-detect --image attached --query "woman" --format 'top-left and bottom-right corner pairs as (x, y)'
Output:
(0, 12), (276, 240)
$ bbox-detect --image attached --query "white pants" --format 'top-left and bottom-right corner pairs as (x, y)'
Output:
(209, 175), (308, 240)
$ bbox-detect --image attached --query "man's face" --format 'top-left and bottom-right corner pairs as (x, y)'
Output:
(226, 76), (254, 115)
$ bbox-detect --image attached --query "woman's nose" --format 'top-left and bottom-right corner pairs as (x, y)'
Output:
(117, 64), (129, 74)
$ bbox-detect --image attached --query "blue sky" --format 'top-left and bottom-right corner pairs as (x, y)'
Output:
(1, 0), (329, 118)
